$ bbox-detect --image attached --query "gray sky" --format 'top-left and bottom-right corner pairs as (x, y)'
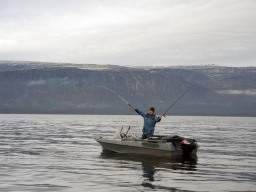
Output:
(0, 0), (255, 67)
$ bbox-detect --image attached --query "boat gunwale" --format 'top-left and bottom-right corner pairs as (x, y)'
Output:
(95, 138), (178, 152)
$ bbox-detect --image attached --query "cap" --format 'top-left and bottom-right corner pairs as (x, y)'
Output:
(149, 107), (155, 112)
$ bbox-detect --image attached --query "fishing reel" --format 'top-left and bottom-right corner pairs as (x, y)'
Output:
(120, 133), (127, 138)
(128, 104), (133, 111)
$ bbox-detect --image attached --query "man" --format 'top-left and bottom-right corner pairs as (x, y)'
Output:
(133, 107), (162, 139)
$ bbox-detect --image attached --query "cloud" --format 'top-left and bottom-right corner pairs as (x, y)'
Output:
(217, 89), (256, 96)
(0, 0), (255, 66)
(27, 79), (46, 86)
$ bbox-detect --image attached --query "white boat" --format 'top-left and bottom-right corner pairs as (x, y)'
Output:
(95, 126), (198, 157)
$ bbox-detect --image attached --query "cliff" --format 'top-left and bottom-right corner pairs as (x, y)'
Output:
(0, 61), (255, 116)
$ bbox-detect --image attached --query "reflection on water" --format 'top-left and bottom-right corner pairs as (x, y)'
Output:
(142, 161), (155, 189)
(100, 151), (197, 191)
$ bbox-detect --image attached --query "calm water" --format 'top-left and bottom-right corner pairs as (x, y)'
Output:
(0, 114), (255, 192)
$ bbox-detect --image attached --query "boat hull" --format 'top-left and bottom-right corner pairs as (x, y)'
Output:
(95, 138), (194, 157)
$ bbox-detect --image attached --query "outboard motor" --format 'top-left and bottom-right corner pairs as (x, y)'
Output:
(181, 138), (198, 157)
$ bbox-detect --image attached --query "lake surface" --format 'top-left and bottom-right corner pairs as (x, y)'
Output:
(0, 114), (255, 192)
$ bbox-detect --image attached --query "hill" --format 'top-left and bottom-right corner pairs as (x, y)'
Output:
(0, 61), (255, 116)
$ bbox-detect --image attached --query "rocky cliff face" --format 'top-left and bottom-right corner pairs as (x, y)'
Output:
(0, 61), (255, 116)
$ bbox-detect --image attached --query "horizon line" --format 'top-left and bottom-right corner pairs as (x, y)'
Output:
(0, 59), (255, 68)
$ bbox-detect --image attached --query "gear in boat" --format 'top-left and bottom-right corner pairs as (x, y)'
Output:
(95, 126), (198, 158)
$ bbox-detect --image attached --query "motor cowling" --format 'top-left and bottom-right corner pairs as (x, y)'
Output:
(181, 138), (197, 156)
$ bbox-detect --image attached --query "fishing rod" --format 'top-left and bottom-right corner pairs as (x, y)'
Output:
(162, 85), (193, 117)
(89, 86), (134, 110)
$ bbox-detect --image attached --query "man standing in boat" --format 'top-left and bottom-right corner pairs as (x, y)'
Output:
(133, 107), (162, 139)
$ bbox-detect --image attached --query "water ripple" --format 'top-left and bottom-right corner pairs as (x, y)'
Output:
(0, 115), (255, 192)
